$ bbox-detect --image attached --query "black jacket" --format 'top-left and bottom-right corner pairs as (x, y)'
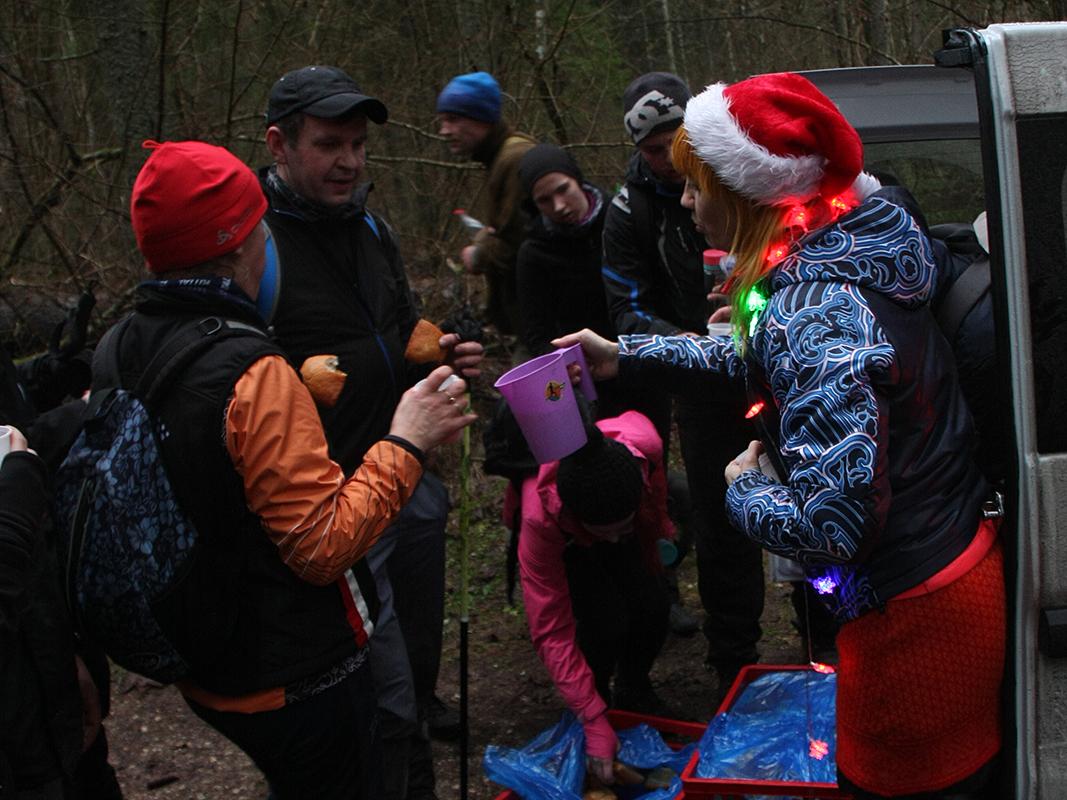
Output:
(602, 152), (709, 336)
(262, 176), (428, 475)
(0, 451), (82, 794)
(624, 197), (987, 621)
(516, 185), (613, 355)
(110, 286), (372, 695)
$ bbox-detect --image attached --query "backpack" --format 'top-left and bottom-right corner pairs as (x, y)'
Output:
(54, 315), (267, 683)
(928, 222), (1003, 485)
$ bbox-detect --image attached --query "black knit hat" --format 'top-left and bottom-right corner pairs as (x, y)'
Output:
(622, 71), (690, 144)
(519, 143), (585, 198)
(556, 426), (643, 525)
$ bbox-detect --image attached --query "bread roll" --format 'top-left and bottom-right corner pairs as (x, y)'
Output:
(405, 319), (447, 364)
(299, 354), (347, 408)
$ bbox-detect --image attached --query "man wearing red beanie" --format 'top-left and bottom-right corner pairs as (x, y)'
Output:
(261, 66), (483, 800)
(106, 139), (475, 798)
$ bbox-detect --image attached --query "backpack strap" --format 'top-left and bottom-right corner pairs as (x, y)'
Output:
(363, 211), (382, 242)
(90, 316), (267, 414)
(936, 255), (991, 343)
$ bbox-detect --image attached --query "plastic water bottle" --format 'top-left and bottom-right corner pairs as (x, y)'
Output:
(452, 208), (484, 231)
(703, 248), (728, 295)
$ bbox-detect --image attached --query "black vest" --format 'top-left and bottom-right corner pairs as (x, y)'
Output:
(114, 293), (371, 696)
(264, 190), (422, 475)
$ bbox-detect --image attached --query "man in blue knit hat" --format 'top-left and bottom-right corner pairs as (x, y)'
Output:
(437, 71), (535, 338)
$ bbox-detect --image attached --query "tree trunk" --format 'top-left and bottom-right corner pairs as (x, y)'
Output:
(864, 0), (891, 65)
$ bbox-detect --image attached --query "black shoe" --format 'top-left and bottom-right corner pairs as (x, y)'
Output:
(612, 684), (680, 719)
(705, 658), (750, 708)
(668, 603), (699, 637)
(426, 695), (461, 742)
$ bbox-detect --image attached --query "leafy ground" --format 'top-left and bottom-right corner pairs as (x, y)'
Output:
(103, 329), (808, 799)
(104, 503), (804, 799)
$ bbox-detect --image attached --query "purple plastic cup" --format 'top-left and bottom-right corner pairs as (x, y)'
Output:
(494, 344), (597, 463)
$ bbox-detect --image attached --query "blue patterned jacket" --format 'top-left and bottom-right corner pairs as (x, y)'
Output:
(619, 197), (987, 621)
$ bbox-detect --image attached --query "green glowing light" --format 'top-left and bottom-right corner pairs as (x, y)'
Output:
(745, 286), (769, 337)
(745, 286), (768, 315)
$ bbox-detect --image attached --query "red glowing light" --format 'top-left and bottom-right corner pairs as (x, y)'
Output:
(787, 206), (808, 229)
(830, 196), (849, 212)
(811, 662), (836, 674)
(744, 401), (765, 419)
(809, 738), (830, 760)
(765, 242), (790, 265)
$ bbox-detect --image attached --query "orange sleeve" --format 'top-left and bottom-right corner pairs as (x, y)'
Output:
(225, 355), (422, 586)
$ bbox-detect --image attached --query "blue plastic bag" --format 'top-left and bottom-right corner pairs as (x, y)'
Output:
(696, 669), (836, 784)
(484, 711), (694, 800)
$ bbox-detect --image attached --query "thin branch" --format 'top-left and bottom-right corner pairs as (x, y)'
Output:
(225, 0), (244, 144)
(39, 48), (100, 63)
(657, 13), (901, 65)
(156, 0), (171, 140)
(386, 118), (447, 142)
(923, 0), (983, 26)
(1, 148), (123, 278)
(562, 141), (632, 149)
(0, 61), (81, 165)
(369, 155), (481, 170)
(226, 0), (302, 119)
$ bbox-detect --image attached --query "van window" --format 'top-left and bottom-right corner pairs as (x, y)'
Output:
(865, 139), (984, 225)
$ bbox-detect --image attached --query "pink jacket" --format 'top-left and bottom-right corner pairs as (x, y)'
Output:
(516, 411), (672, 724)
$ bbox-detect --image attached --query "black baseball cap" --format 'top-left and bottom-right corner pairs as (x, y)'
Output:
(267, 66), (388, 125)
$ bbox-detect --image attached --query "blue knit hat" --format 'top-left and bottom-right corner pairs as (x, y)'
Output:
(436, 72), (502, 123)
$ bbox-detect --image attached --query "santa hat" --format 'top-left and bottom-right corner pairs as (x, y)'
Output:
(683, 72), (864, 207)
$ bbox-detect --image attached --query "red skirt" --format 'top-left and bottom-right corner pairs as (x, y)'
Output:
(836, 527), (1005, 796)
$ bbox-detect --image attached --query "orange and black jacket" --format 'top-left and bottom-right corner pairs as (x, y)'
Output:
(117, 286), (422, 712)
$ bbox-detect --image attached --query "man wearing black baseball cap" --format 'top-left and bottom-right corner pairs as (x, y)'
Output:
(261, 65), (482, 800)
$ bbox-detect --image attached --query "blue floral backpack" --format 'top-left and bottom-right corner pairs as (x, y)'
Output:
(54, 316), (265, 683)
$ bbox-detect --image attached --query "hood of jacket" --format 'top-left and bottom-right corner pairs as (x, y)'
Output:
(769, 195), (938, 310)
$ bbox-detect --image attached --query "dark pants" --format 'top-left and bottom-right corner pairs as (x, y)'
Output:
(563, 534), (670, 700)
(186, 665), (378, 800)
(675, 393), (765, 673)
(71, 726), (123, 799)
(389, 472), (449, 710)
(368, 472), (449, 800)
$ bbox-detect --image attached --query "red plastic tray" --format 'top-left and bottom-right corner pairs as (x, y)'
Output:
(679, 664), (850, 799)
(492, 708), (705, 800)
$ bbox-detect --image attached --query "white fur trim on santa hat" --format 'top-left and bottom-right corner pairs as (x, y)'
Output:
(684, 83), (826, 206)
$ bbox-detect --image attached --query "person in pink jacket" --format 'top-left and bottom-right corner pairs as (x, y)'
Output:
(517, 410), (672, 782)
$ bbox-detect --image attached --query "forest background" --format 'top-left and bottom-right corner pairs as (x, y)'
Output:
(3, 2), (1065, 797)
(2, 0), (1065, 350)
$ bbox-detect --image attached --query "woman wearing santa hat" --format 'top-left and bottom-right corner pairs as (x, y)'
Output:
(554, 72), (1004, 799)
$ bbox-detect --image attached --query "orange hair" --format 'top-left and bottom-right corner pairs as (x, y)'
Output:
(671, 126), (841, 345)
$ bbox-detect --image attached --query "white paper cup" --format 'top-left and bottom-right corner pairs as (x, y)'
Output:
(706, 322), (733, 337)
(0, 425), (11, 469)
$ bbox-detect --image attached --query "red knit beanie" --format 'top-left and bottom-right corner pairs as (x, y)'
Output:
(683, 72), (864, 206)
(130, 140), (268, 273)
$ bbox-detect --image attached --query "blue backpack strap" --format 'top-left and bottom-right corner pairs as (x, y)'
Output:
(363, 211), (382, 242)
(256, 221), (282, 324)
